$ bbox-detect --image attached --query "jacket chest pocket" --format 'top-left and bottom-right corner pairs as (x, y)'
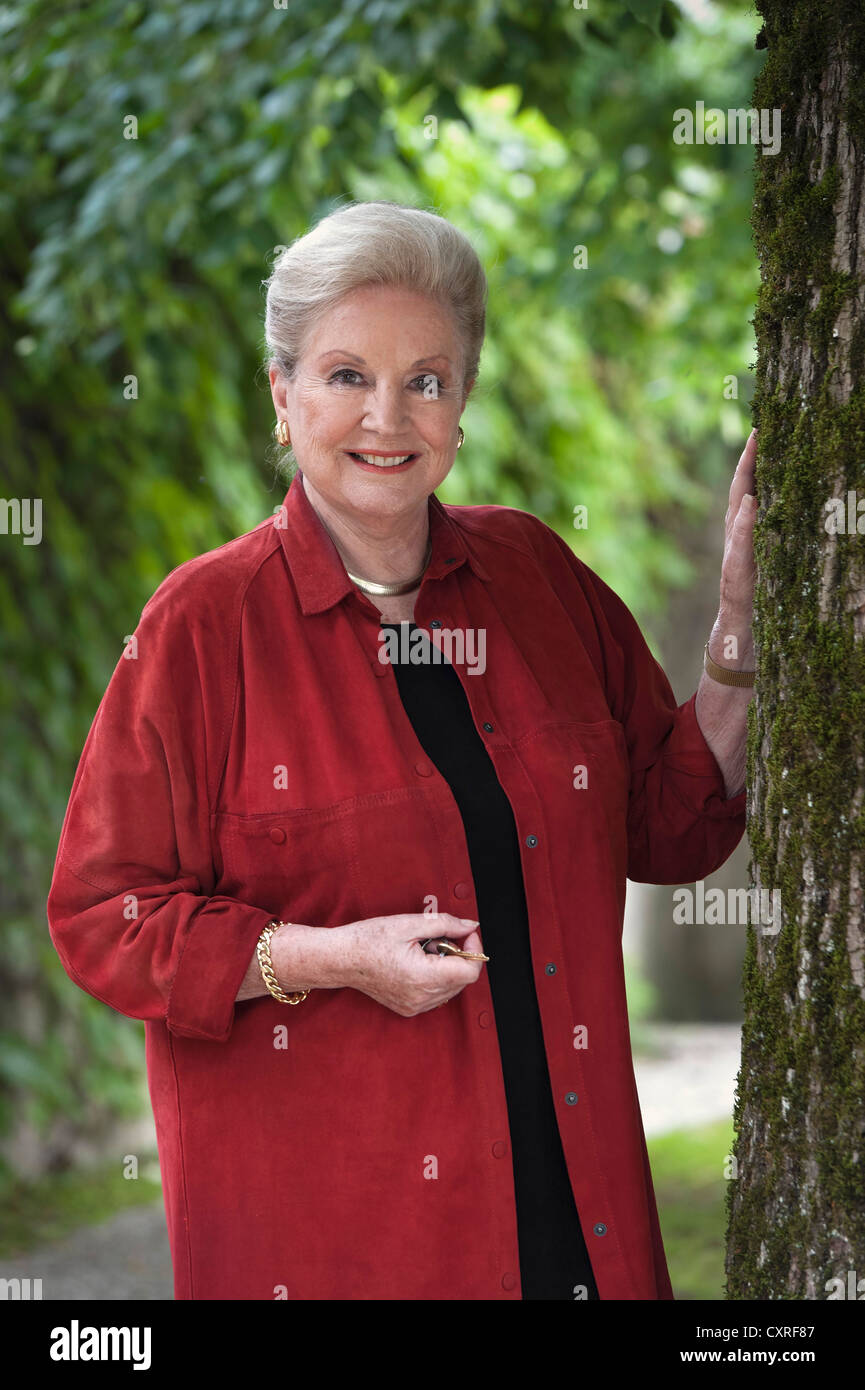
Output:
(571, 718), (630, 826)
(213, 787), (446, 928)
(214, 805), (366, 928)
(511, 717), (630, 880)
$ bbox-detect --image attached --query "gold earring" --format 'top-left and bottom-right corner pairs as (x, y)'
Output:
(457, 426), (465, 450)
(275, 420), (291, 447)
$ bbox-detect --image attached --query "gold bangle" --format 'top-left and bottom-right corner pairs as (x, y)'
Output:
(256, 921), (311, 1004)
(703, 641), (756, 687)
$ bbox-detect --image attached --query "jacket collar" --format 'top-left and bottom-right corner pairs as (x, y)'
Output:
(274, 469), (492, 616)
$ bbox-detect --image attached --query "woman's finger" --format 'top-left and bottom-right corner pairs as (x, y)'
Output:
(726, 430), (758, 532)
(720, 493), (757, 614)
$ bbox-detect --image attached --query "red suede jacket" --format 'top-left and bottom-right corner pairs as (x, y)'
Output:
(47, 470), (745, 1300)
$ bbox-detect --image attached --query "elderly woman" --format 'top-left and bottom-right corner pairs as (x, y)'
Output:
(47, 200), (756, 1301)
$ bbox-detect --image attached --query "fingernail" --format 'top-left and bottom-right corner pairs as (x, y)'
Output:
(460, 918), (480, 926)
(744, 493), (756, 509)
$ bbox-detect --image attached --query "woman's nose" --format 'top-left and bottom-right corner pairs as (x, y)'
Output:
(361, 383), (411, 432)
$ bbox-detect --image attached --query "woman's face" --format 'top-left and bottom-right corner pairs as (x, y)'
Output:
(269, 284), (472, 527)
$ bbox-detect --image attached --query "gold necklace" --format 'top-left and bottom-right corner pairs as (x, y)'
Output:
(345, 538), (432, 596)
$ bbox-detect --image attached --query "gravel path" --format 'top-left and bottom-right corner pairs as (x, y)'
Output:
(1, 1201), (173, 1301)
(0, 1022), (742, 1300)
(635, 1022), (741, 1138)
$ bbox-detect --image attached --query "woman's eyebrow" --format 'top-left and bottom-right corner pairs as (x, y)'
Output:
(316, 350), (453, 367)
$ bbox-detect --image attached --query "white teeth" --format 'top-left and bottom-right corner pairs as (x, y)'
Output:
(352, 452), (413, 466)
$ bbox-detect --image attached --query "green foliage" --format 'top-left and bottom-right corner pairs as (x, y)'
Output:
(0, 1153), (162, 1258)
(624, 954), (664, 1056)
(1, 0), (761, 1163)
(650, 1120), (736, 1300)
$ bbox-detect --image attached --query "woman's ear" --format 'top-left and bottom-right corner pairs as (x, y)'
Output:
(269, 362), (290, 415)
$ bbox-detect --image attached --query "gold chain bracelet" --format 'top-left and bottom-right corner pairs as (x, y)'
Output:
(256, 921), (311, 1004)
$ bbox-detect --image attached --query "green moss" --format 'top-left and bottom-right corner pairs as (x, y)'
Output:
(806, 270), (857, 358)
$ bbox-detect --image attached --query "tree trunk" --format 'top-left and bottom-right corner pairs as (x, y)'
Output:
(726, 1), (865, 1299)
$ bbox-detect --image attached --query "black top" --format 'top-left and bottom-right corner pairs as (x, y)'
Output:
(384, 623), (599, 1301)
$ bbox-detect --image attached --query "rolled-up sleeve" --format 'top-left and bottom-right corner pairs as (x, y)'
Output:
(623, 687), (746, 884)
(545, 528), (746, 885)
(46, 578), (273, 1042)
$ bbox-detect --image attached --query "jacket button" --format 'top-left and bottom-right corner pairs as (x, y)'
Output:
(414, 761), (433, 777)
(478, 1011), (492, 1028)
(269, 828), (286, 844)
(501, 1272), (517, 1291)
(453, 882), (471, 899)
(482, 722), (494, 732)
(565, 1092), (578, 1105)
(491, 1140), (507, 1158)
(430, 619), (443, 628)
(526, 834), (538, 848)
(545, 962), (557, 975)
(593, 1223), (608, 1237)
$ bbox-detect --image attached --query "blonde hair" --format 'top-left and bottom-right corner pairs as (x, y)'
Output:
(262, 201), (487, 469)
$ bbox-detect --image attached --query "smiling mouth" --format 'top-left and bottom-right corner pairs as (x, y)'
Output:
(346, 451), (419, 468)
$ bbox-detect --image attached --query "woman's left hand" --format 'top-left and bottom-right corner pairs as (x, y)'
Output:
(709, 428), (757, 667)
(695, 429), (758, 798)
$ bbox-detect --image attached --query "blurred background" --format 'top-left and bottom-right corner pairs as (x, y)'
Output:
(1, 0), (763, 1298)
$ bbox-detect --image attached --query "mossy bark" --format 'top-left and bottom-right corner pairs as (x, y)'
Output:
(725, 1), (865, 1299)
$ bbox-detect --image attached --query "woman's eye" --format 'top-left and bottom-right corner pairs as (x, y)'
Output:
(327, 369), (444, 391)
(412, 373), (443, 392)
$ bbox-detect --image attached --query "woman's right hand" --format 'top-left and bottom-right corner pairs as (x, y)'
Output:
(338, 913), (486, 1017)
